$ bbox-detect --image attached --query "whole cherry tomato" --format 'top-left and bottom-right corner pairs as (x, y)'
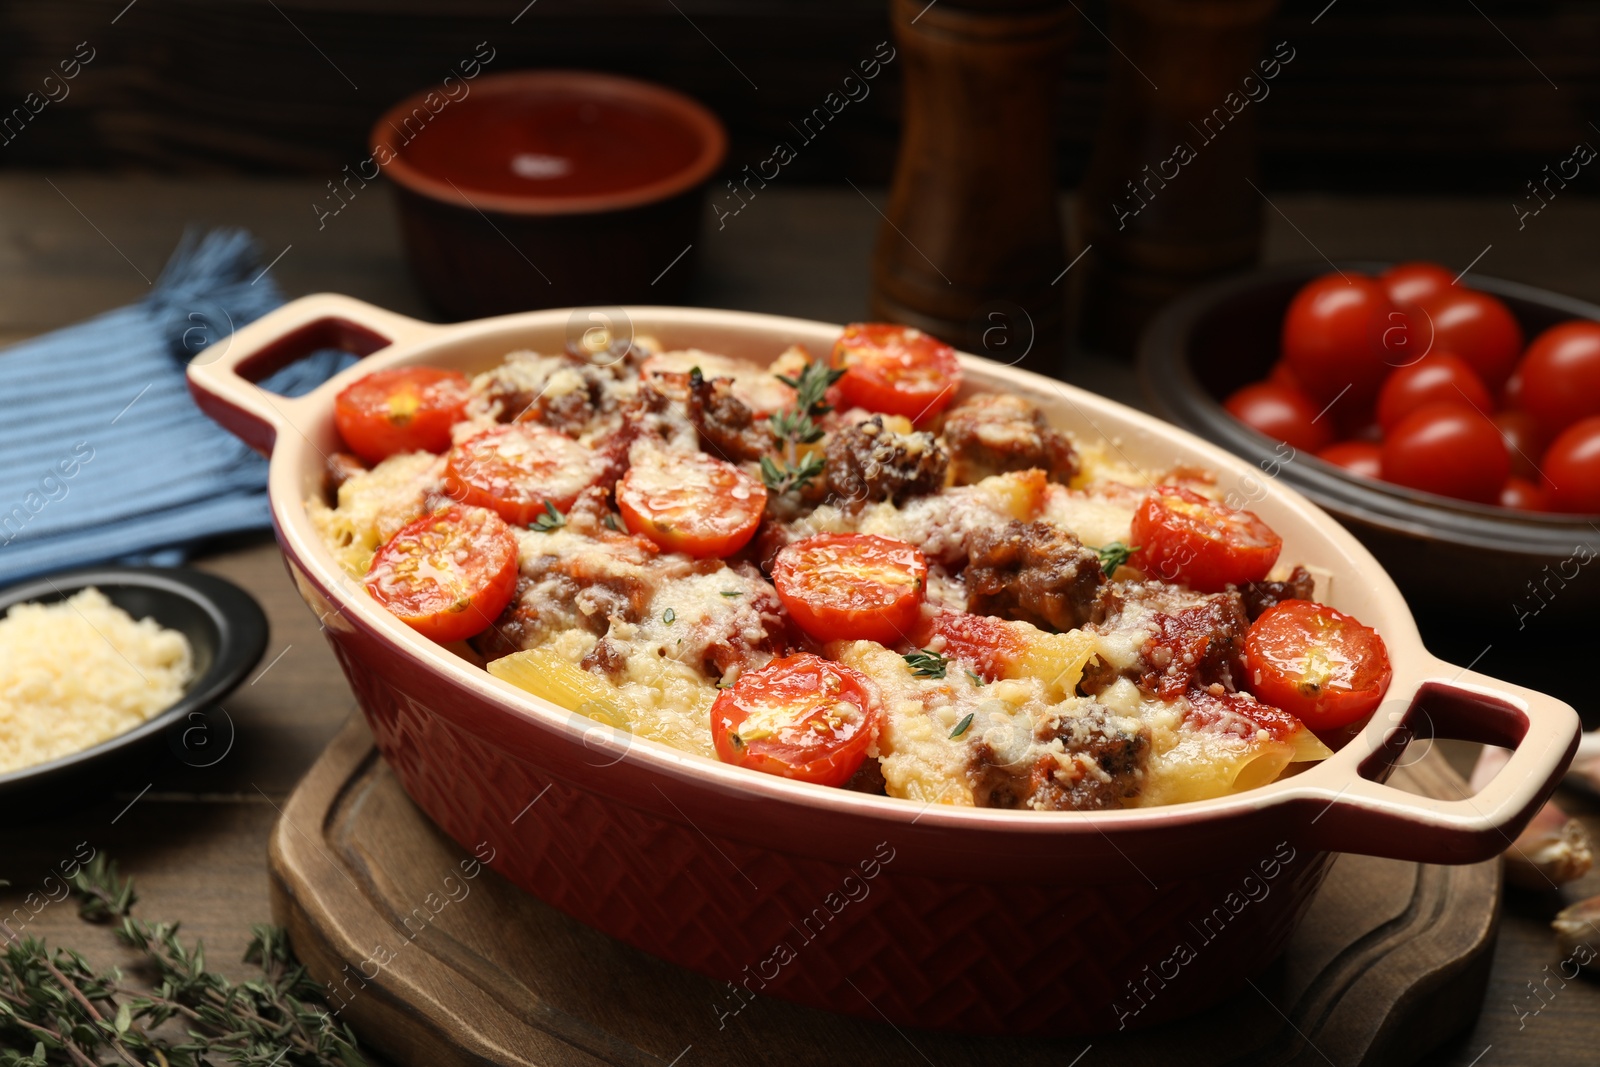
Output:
(1493, 409), (1550, 483)
(1379, 261), (1455, 311)
(1410, 287), (1523, 391)
(1282, 274), (1407, 405)
(1223, 381), (1332, 453)
(1268, 360), (1304, 392)
(1541, 416), (1600, 514)
(1379, 401), (1509, 503)
(1317, 440), (1383, 480)
(1498, 477), (1551, 512)
(1516, 320), (1600, 433)
(1245, 600), (1392, 733)
(1375, 352), (1494, 433)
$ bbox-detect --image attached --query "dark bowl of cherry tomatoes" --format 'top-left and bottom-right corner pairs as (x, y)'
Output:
(1139, 261), (1600, 623)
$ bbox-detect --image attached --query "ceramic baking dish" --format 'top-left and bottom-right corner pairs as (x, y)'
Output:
(189, 295), (1579, 1034)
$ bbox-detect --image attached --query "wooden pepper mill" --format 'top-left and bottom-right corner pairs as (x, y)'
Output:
(1074, 0), (1282, 356)
(870, 0), (1075, 374)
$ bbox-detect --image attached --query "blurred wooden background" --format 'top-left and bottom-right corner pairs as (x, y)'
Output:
(0, 0), (1594, 190)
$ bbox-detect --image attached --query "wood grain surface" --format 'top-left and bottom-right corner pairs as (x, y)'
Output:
(269, 717), (1499, 1067)
(0, 178), (1596, 1066)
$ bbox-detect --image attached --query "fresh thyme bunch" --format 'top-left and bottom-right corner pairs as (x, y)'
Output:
(0, 856), (365, 1066)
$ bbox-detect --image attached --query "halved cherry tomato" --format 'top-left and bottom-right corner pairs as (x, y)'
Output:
(1224, 381), (1332, 453)
(1517, 320), (1600, 433)
(1245, 599), (1392, 733)
(1317, 440), (1382, 480)
(364, 504), (519, 643)
(334, 367), (470, 464)
(772, 533), (927, 644)
(1184, 688), (1305, 745)
(1499, 477), (1550, 512)
(1130, 486), (1282, 593)
(1375, 352), (1493, 433)
(1541, 416), (1600, 514)
(445, 423), (608, 527)
(711, 653), (881, 787)
(1378, 261), (1455, 311)
(1410, 287), (1523, 391)
(830, 323), (962, 421)
(617, 449), (766, 558)
(1281, 274), (1405, 405)
(1379, 401), (1508, 504)
(912, 611), (1027, 681)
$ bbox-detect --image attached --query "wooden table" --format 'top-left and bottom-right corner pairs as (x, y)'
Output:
(2, 175), (1598, 1065)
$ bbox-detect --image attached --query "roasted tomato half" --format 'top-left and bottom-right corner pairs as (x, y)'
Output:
(334, 366), (470, 464)
(444, 423), (609, 527)
(1130, 485), (1282, 593)
(912, 610), (1027, 682)
(830, 323), (962, 422)
(771, 533), (928, 644)
(364, 504), (519, 643)
(617, 449), (767, 558)
(711, 653), (881, 786)
(1244, 599), (1392, 733)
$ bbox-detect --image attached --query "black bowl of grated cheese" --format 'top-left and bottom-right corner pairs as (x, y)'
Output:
(0, 566), (266, 808)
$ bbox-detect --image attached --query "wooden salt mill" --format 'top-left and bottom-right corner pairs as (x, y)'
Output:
(869, 0), (1075, 374)
(1074, 0), (1281, 356)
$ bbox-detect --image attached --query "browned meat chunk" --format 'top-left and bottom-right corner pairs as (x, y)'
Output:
(1234, 565), (1315, 621)
(825, 415), (948, 506)
(942, 393), (1079, 485)
(581, 637), (627, 677)
(688, 368), (770, 462)
(970, 704), (1148, 811)
(964, 521), (1104, 632)
(1084, 580), (1249, 700)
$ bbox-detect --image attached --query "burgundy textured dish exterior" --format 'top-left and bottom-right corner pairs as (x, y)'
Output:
(192, 297), (1580, 1035)
(297, 562), (1334, 1033)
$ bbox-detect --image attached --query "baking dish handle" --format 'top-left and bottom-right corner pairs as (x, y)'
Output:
(186, 293), (439, 456)
(1297, 657), (1580, 864)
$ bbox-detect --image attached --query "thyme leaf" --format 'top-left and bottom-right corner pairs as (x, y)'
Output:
(530, 501), (566, 533)
(1096, 540), (1136, 576)
(903, 648), (948, 679)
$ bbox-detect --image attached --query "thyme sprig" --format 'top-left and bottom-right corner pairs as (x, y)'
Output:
(0, 855), (366, 1066)
(761, 361), (844, 496)
(903, 648), (948, 680)
(1096, 541), (1136, 577)
(529, 501), (566, 533)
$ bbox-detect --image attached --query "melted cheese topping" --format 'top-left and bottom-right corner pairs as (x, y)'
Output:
(309, 343), (1333, 812)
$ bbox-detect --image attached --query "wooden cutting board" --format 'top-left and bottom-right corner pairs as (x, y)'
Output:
(269, 719), (1499, 1067)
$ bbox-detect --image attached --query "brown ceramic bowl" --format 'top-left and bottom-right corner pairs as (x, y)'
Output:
(373, 70), (726, 319)
(1139, 262), (1600, 624)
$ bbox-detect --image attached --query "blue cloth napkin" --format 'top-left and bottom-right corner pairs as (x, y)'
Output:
(0, 228), (356, 586)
